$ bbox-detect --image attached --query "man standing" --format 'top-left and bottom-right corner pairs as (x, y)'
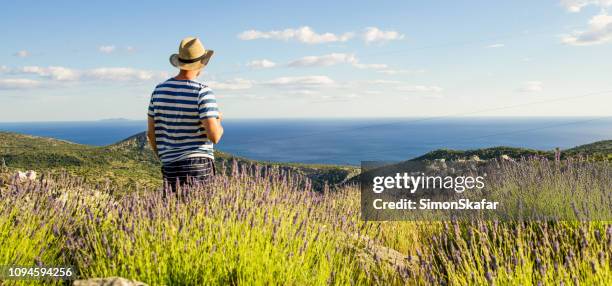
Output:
(147, 37), (223, 191)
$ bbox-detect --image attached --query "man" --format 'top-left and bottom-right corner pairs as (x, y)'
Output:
(147, 37), (223, 191)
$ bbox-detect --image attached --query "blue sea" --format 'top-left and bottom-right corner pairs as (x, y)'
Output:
(0, 118), (610, 165)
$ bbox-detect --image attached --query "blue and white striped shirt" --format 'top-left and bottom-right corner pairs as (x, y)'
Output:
(148, 78), (220, 164)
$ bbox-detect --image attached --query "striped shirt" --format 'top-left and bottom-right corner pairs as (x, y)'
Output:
(147, 78), (220, 164)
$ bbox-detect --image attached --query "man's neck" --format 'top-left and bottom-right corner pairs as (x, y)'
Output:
(174, 70), (199, 81)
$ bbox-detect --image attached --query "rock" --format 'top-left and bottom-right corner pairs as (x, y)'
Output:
(351, 234), (413, 272)
(14, 171), (27, 181)
(13, 170), (37, 182)
(500, 154), (515, 162)
(470, 155), (482, 162)
(25, 170), (36, 180)
(73, 277), (148, 286)
(426, 164), (440, 172)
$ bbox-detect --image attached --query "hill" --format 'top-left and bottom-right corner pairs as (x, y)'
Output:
(0, 131), (358, 191)
(413, 140), (612, 162)
(0, 131), (161, 189)
(564, 140), (612, 160)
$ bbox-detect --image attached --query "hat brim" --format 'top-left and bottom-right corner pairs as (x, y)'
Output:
(169, 50), (214, 71)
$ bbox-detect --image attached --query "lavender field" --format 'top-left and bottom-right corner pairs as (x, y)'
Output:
(1, 159), (611, 285)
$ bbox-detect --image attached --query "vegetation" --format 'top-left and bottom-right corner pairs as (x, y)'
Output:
(1, 158), (611, 285)
(0, 132), (611, 284)
(564, 140), (612, 161)
(0, 132), (160, 190)
(414, 140), (612, 162)
(414, 146), (550, 161)
(0, 131), (358, 192)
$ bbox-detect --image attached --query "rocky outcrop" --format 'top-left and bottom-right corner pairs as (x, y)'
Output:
(13, 170), (37, 181)
(73, 277), (148, 286)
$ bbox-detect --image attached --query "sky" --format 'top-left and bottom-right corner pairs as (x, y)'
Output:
(0, 0), (611, 121)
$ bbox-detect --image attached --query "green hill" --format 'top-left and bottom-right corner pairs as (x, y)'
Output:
(564, 140), (612, 160)
(413, 146), (551, 161)
(0, 131), (161, 189)
(413, 140), (612, 162)
(0, 131), (358, 191)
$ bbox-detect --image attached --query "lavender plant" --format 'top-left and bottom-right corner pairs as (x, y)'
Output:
(0, 159), (610, 285)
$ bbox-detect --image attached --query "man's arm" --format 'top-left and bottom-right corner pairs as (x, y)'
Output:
(147, 116), (158, 157)
(201, 112), (223, 144)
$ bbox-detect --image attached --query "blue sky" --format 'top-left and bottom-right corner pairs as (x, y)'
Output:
(0, 0), (611, 121)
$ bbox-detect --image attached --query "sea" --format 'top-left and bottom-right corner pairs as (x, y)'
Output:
(1, 117), (610, 165)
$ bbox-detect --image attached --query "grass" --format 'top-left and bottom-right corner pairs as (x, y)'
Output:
(1, 158), (611, 285)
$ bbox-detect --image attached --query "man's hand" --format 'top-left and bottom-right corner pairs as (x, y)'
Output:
(147, 116), (159, 158)
(201, 116), (224, 144)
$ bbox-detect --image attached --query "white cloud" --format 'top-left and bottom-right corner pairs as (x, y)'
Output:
(0, 65), (10, 73)
(126, 46), (136, 53)
(0, 78), (41, 90)
(214, 76), (336, 99)
(84, 68), (168, 82)
(263, 75), (335, 95)
(376, 69), (425, 75)
(315, 93), (360, 101)
(208, 78), (255, 90)
(238, 26), (405, 45)
(486, 43), (505, 48)
(367, 79), (402, 85)
(288, 53), (388, 70)
(10, 65), (168, 83)
(288, 53), (357, 67)
(265, 75), (335, 87)
(98, 45), (116, 53)
(19, 66), (79, 81)
(286, 89), (319, 95)
(560, 0), (612, 12)
(518, 81), (544, 93)
(246, 59), (277, 69)
(14, 50), (30, 58)
(238, 26), (354, 44)
(353, 63), (389, 70)
(397, 85), (444, 93)
(362, 27), (405, 44)
(562, 12), (612, 45)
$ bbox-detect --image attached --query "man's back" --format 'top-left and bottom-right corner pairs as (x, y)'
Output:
(148, 78), (219, 164)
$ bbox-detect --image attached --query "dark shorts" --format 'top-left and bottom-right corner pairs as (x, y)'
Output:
(161, 156), (215, 192)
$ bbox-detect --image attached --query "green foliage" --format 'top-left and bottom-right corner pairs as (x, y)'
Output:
(1, 132), (611, 284)
(565, 140), (612, 161)
(415, 146), (552, 161)
(1, 159), (612, 285)
(414, 140), (612, 162)
(0, 131), (359, 191)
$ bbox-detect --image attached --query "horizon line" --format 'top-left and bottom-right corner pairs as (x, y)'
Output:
(1, 115), (611, 124)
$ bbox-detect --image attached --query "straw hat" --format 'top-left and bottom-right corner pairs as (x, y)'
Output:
(169, 37), (214, 71)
